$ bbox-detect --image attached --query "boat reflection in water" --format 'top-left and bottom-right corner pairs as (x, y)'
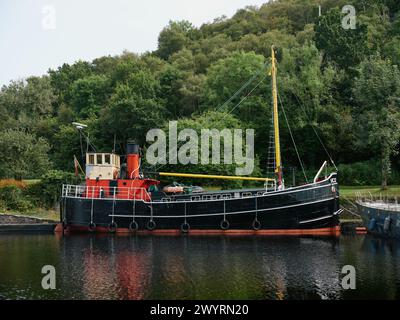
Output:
(54, 234), (385, 300)
(1, 234), (400, 299)
(81, 236), (153, 299)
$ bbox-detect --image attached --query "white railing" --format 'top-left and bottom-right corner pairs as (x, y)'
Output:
(62, 184), (151, 200)
(62, 179), (336, 204)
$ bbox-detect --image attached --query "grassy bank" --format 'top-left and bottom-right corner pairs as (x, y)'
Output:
(340, 185), (400, 199)
(0, 209), (59, 221)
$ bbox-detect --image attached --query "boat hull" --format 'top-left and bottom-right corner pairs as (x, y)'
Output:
(357, 203), (400, 239)
(60, 174), (341, 235)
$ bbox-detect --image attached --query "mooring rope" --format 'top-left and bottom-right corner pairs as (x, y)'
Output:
(340, 205), (361, 218)
(341, 195), (358, 209)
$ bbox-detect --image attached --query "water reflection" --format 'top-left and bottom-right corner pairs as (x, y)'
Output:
(0, 234), (400, 299)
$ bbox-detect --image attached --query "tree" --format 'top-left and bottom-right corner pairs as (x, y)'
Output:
(353, 56), (400, 189)
(157, 20), (196, 60)
(2, 0), (400, 187)
(48, 60), (93, 105)
(203, 51), (266, 110)
(97, 71), (167, 147)
(315, 8), (369, 69)
(178, 74), (206, 116)
(159, 65), (185, 118)
(145, 111), (262, 188)
(0, 76), (56, 122)
(51, 125), (82, 171)
(0, 129), (51, 179)
(69, 74), (111, 118)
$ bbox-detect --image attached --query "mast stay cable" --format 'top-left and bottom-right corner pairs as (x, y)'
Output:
(291, 93), (338, 171)
(152, 62), (270, 173)
(216, 61), (270, 113)
(278, 94), (309, 183)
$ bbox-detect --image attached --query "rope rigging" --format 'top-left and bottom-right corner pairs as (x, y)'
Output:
(291, 92), (338, 171)
(152, 61), (270, 173)
(216, 61), (270, 113)
(151, 53), (337, 181)
(278, 94), (309, 183)
(224, 74), (268, 117)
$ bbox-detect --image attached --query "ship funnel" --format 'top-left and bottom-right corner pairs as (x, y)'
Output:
(127, 140), (140, 179)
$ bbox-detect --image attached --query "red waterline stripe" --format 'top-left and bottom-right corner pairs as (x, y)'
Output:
(56, 224), (341, 236)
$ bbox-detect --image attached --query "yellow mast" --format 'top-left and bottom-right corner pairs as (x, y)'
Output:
(271, 46), (283, 187)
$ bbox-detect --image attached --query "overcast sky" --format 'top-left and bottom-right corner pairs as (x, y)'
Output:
(0, 0), (268, 86)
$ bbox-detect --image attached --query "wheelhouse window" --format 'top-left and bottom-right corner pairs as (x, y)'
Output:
(96, 154), (102, 165)
(88, 154), (94, 164)
(104, 154), (111, 164)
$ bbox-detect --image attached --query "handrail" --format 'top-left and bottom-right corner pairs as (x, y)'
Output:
(62, 184), (151, 200)
(62, 179), (336, 205)
(313, 161), (328, 183)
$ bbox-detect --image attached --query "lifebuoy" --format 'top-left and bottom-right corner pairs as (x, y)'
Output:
(108, 221), (117, 233)
(220, 219), (229, 230)
(129, 220), (138, 232)
(147, 220), (156, 230)
(181, 222), (190, 233)
(88, 222), (96, 232)
(252, 219), (261, 231)
(163, 186), (184, 194)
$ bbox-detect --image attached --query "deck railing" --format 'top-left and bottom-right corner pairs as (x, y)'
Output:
(62, 184), (151, 200)
(62, 181), (337, 205)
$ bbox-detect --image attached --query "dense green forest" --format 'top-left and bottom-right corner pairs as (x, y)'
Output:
(1, 0), (400, 191)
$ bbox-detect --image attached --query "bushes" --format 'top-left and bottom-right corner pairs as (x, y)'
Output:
(338, 160), (400, 186)
(0, 185), (34, 212)
(26, 170), (81, 209)
(0, 179), (27, 189)
(0, 170), (81, 212)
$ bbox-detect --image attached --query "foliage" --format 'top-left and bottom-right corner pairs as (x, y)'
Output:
(0, 129), (51, 180)
(157, 20), (197, 60)
(315, 8), (369, 69)
(0, 179), (27, 189)
(1, 0), (400, 189)
(0, 185), (34, 212)
(69, 74), (111, 118)
(143, 111), (262, 188)
(338, 160), (400, 186)
(352, 56), (400, 188)
(26, 170), (81, 209)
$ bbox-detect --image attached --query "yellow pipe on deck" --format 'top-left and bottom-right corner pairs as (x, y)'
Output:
(159, 172), (275, 182)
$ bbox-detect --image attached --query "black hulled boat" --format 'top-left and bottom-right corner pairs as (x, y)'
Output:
(58, 47), (341, 235)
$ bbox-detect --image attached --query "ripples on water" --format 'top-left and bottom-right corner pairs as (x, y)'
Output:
(0, 234), (399, 300)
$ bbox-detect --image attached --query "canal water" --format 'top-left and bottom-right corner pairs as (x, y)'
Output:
(0, 234), (399, 300)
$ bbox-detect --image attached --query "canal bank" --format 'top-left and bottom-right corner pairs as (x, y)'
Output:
(0, 214), (57, 233)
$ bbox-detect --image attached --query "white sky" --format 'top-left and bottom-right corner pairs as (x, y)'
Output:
(0, 0), (268, 86)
